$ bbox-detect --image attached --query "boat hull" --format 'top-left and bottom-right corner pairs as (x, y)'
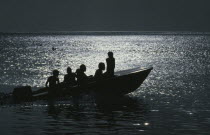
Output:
(32, 67), (153, 99)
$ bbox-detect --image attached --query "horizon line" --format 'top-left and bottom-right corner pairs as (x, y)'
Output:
(1, 31), (210, 35)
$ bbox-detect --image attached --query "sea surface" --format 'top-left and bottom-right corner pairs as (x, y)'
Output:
(0, 33), (210, 135)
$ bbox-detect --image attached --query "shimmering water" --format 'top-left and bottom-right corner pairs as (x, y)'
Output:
(0, 33), (210, 135)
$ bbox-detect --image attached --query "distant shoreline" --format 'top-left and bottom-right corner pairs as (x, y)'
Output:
(0, 31), (210, 36)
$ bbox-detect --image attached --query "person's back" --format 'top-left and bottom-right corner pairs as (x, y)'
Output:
(76, 64), (88, 85)
(106, 52), (115, 77)
(94, 62), (105, 80)
(64, 73), (76, 85)
(48, 76), (59, 88)
(46, 70), (60, 88)
(106, 57), (115, 71)
(64, 67), (76, 86)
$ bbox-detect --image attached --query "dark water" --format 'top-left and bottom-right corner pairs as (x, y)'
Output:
(0, 33), (210, 134)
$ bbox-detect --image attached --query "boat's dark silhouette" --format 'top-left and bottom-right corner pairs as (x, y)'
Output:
(31, 67), (153, 101)
(8, 66), (153, 103)
(12, 86), (32, 102)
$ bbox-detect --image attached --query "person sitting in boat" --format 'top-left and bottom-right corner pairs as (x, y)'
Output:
(45, 70), (60, 88)
(105, 51), (115, 77)
(63, 67), (77, 86)
(94, 62), (105, 80)
(76, 64), (90, 86)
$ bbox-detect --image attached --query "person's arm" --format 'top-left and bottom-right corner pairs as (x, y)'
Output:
(94, 70), (98, 78)
(113, 58), (115, 69)
(45, 78), (49, 87)
(57, 78), (60, 84)
(63, 75), (66, 83)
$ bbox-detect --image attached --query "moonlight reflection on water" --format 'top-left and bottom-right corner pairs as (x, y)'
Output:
(0, 34), (210, 135)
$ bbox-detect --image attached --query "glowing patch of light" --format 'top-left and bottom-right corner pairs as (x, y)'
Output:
(144, 122), (150, 126)
(133, 123), (141, 126)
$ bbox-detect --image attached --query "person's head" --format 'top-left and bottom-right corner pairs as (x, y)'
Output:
(80, 64), (86, 72)
(76, 68), (80, 73)
(67, 67), (72, 74)
(53, 70), (59, 77)
(98, 62), (105, 70)
(108, 51), (113, 58)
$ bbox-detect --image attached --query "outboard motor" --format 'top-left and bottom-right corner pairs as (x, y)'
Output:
(13, 86), (32, 103)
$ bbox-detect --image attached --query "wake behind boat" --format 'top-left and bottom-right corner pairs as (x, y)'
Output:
(12, 67), (153, 102)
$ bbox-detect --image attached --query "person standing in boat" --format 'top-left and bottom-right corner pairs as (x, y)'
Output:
(105, 51), (115, 77)
(45, 70), (60, 88)
(63, 67), (77, 86)
(94, 62), (105, 80)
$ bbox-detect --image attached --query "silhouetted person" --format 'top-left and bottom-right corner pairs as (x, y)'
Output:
(76, 64), (89, 86)
(46, 70), (60, 88)
(106, 51), (115, 77)
(94, 62), (105, 80)
(64, 67), (76, 86)
(45, 70), (60, 99)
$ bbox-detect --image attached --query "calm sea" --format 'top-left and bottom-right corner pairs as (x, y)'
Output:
(0, 33), (210, 135)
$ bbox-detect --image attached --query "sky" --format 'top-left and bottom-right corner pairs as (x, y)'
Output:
(0, 0), (210, 32)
